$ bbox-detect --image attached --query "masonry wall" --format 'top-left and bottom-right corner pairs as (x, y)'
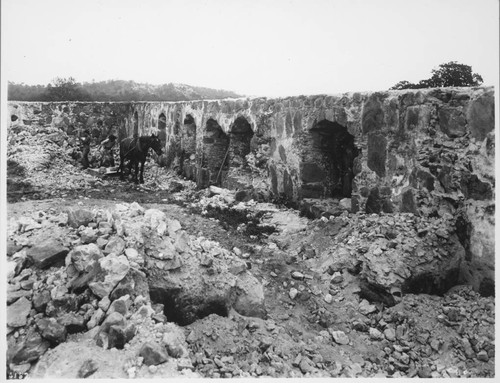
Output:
(7, 86), (495, 291)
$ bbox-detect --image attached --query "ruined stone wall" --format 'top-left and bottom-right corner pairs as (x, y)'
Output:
(7, 86), (495, 289)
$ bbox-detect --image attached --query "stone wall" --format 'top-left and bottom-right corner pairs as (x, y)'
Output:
(7, 86), (495, 291)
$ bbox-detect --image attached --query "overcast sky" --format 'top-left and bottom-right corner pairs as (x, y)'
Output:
(1, 0), (498, 97)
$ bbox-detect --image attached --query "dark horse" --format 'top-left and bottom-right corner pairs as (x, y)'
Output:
(119, 134), (163, 184)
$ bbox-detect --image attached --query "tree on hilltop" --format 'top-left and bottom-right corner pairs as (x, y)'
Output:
(390, 61), (483, 90)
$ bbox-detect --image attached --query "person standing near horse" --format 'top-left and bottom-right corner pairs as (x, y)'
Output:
(80, 129), (91, 169)
(99, 134), (117, 167)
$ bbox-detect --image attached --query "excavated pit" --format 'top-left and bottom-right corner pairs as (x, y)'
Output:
(149, 287), (229, 326)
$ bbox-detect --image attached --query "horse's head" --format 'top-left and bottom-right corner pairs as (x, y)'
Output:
(149, 134), (163, 156)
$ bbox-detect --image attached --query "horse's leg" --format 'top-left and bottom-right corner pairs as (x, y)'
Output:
(127, 160), (133, 181)
(119, 156), (125, 180)
(139, 160), (145, 183)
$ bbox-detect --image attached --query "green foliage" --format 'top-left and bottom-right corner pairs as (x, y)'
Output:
(390, 61), (483, 90)
(7, 78), (243, 101)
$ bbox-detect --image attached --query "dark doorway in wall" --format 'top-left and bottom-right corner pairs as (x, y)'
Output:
(201, 118), (229, 186)
(133, 111), (139, 137)
(158, 113), (167, 145)
(181, 114), (197, 180)
(229, 116), (253, 167)
(301, 120), (358, 199)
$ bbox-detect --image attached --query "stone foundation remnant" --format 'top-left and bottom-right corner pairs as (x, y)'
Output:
(7, 86), (495, 293)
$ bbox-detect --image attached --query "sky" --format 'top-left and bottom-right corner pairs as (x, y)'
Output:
(1, 0), (499, 97)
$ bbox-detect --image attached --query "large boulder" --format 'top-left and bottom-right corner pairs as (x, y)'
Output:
(26, 239), (69, 268)
(88, 255), (130, 298)
(10, 332), (50, 364)
(231, 272), (267, 319)
(67, 208), (94, 228)
(66, 243), (103, 273)
(139, 342), (168, 366)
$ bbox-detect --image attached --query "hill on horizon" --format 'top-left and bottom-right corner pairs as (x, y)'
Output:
(7, 78), (244, 102)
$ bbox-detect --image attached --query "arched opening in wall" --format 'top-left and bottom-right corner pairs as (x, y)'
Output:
(201, 118), (229, 186)
(133, 111), (139, 137)
(229, 116), (253, 167)
(158, 113), (167, 145)
(301, 120), (359, 199)
(181, 114), (197, 180)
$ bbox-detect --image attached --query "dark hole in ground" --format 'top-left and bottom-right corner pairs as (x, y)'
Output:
(358, 280), (396, 307)
(479, 277), (495, 297)
(7, 159), (26, 177)
(200, 205), (276, 239)
(401, 268), (460, 296)
(11, 115), (18, 121)
(149, 287), (229, 326)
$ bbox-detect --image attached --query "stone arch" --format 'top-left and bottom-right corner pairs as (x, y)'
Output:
(229, 116), (254, 167)
(300, 119), (359, 199)
(133, 111), (139, 137)
(200, 118), (229, 186)
(180, 114), (197, 180)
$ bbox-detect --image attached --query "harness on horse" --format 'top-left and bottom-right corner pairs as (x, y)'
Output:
(122, 137), (140, 159)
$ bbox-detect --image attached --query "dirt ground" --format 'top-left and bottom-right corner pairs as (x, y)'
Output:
(6, 165), (496, 378)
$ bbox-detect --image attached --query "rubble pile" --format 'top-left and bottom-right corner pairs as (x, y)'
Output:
(6, 201), (266, 378)
(7, 123), (102, 197)
(301, 211), (466, 296)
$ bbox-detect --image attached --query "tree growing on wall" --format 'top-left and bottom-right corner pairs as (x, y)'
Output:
(390, 61), (483, 90)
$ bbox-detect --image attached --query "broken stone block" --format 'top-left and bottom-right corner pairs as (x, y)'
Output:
(36, 317), (67, 345)
(466, 89), (494, 141)
(358, 299), (377, 315)
(369, 327), (384, 340)
(103, 236), (125, 256)
(32, 290), (51, 313)
(232, 272), (266, 319)
(7, 296), (32, 328)
(330, 330), (349, 345)
(26, 240), (69, 268)
(109, 268), (149, 301)
(57, 312), (87, 333)
(139, 342), (168, 366)
(88, 254), (130, 299)
(438, 106), (467, 138)
(80, 228), (98, 244)
(87, 308), (105, 330)
(384, 327), (396, 341)
(11, 332), (50, 364)
(124, 247), (139, 261)
(174, 231), (190, 253)
(67, 208), (94, 228)
(107, 299), (128, 317)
